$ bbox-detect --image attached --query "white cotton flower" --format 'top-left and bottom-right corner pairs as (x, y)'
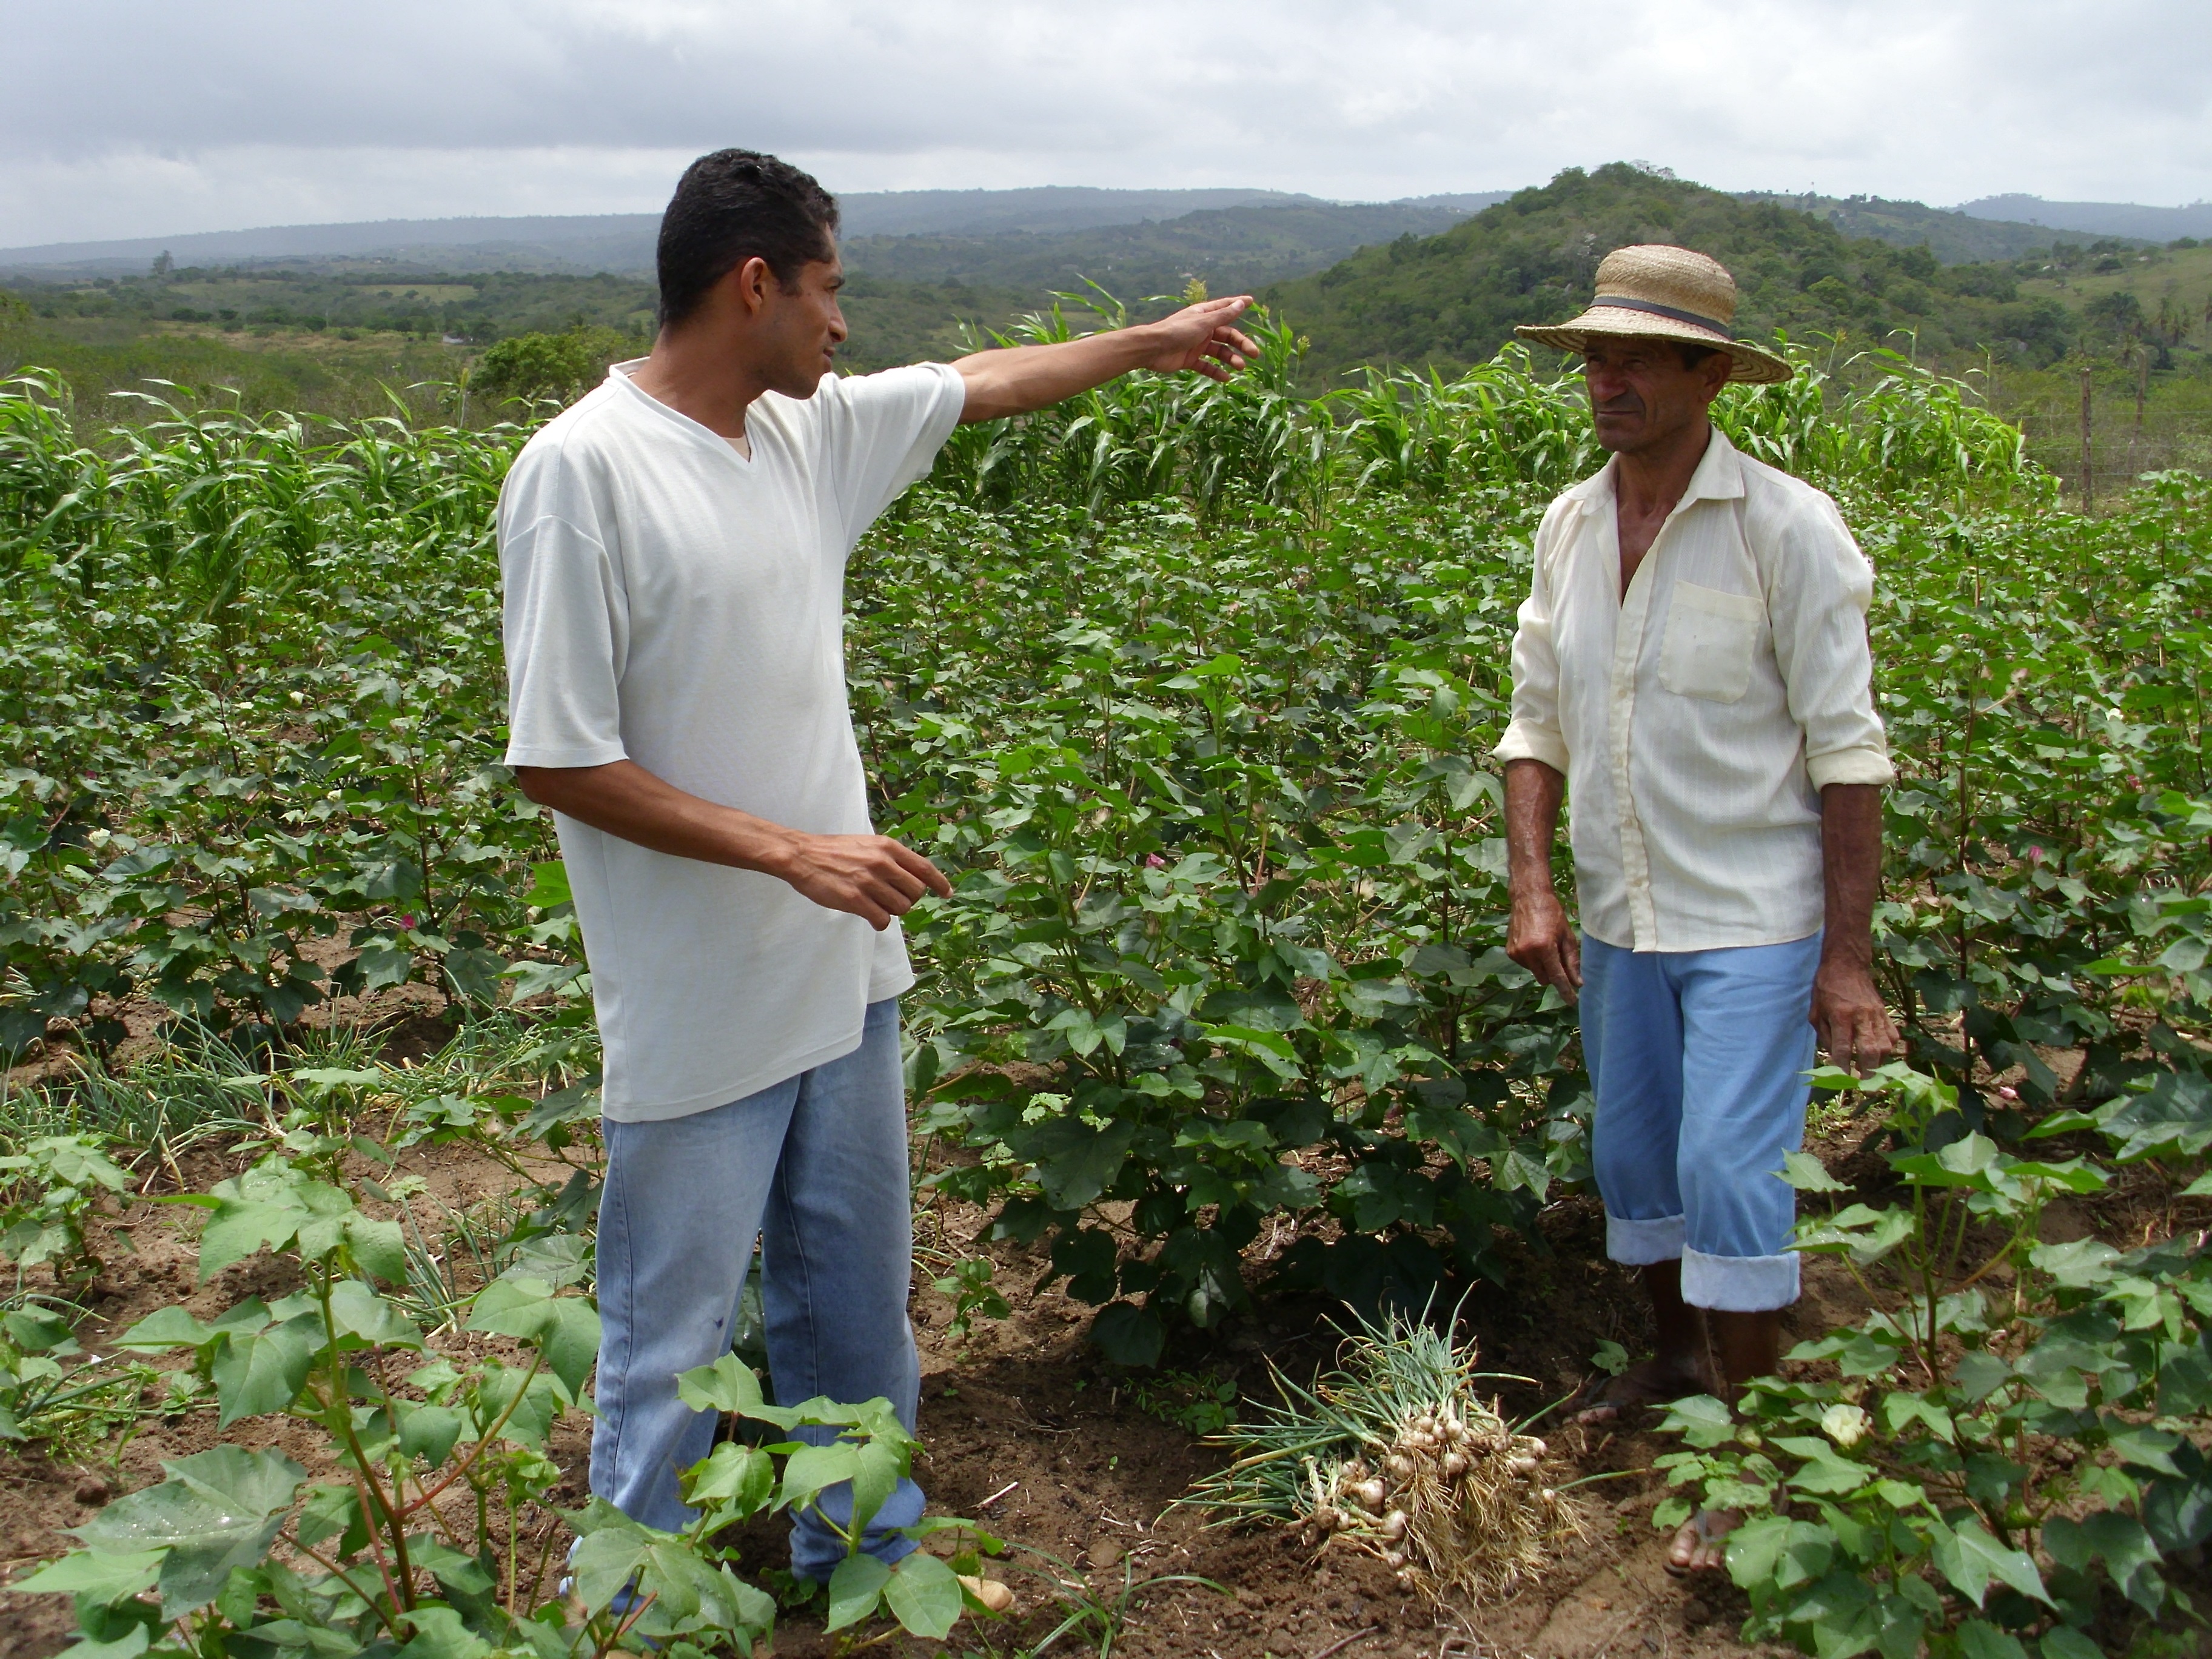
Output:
(1821, 1403), (1870, 1448)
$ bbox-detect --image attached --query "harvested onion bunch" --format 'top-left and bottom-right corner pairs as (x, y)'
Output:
(1184, 1311), (1581, 1603)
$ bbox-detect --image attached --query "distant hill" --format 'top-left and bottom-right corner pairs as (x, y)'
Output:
(836, 187), (1299, 238)
(0, 215), (663, 278)
(0, 188), (1487, 280)
(842, 198), (1509, 306)
(1734, 192), (2133, 263)
(1264, 163), (2087, 384)
(1957, 195), (2212, 243)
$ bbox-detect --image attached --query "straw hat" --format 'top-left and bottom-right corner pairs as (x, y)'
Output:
(1515, 244), (1792, 384)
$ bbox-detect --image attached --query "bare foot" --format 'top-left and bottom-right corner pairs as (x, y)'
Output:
(1572, 1357), (1708, 1425)
(1666, 1509), (1740, 1575)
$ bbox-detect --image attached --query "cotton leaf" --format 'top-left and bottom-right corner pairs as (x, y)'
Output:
(10, 1548), (164, 1604)
(824, 1552), (891, 1634)
(884, 1551), (964, 1639)
(70, 1447), (305, 1618)
(2029, 1238), (2121, 1289)
(781, 1443), (863, 1511)
(569, 1527), (651, 1616)
(326, 1279), (423, 1349)
(1932, 1517), (2051, 1609)
(1778, 1150), (1851, 1192)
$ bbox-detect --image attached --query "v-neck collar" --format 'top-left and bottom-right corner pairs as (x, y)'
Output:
(609, 360), (758, 471)
(1574, 426), (1746, 603)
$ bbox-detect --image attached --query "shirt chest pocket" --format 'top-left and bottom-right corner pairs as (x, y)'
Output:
(1658, 581), (1763, 703)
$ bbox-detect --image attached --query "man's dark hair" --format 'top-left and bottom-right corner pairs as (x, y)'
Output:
(656, 150), (839, 329)
(1674, 342), (1722, 372)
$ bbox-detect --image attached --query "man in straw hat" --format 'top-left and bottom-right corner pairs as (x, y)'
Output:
(1495, 245), (1899, 1572)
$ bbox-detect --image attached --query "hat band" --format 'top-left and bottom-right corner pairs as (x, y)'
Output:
(1590, 296), (1732, 338)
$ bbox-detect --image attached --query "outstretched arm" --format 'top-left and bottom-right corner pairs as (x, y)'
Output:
(953, 296), (1259, 423)
(513, 759), (950, 931)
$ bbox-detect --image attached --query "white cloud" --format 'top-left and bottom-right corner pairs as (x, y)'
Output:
(3, 0), (2206, 246)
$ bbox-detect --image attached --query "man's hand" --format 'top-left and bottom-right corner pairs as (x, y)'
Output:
(769, 833), (952, 931)
(1503, 758), (1581, 1001)
(514, 759), (950, 930)
(1507, 888), (1583, 1002)
(1128, 297), (1261, 383)
(1811, 958), (1897, 1076)
(1812, 782), (1897, 1076)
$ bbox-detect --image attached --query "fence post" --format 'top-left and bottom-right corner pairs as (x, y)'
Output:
(2079, 364), (2094, 514)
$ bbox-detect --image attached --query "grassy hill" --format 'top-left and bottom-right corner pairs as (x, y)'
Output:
(1735, 192), (2136, 264)
(1959, 194), (2212, 243)
(841, 198), (1501, 303)
(1264, 163), (2105, 385)
(2014, 238), (2212, 354)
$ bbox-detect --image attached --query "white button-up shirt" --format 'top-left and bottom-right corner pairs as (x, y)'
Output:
(1494, 426), (1893, 953)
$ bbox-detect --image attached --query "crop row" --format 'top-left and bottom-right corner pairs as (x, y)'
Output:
(1, 332), (2207, 1651)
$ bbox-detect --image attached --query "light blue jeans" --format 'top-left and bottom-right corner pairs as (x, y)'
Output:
(1579, 933), (1822, 1312)
(591, 997), (922, 1580)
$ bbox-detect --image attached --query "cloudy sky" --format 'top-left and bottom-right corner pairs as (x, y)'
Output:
(6, 0), (2208, 247)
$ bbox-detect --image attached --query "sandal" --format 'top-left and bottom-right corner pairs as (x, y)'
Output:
(1570, 1359), (1709, 1426)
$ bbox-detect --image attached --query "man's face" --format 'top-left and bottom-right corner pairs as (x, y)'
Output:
(756, 253), (849, 397)
(1580, 337), (1729, 456)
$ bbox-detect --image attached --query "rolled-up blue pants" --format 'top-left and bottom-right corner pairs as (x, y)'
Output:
(591, 997), (922, 1579)
(1579, 933), (1820, 1312)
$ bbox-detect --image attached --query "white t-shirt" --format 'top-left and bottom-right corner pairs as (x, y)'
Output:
(497, 359), (967, 1121)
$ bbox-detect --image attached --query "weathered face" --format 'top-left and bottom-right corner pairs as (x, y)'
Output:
(754, 252), (849, 397)
(1579, 336), (1732, 456)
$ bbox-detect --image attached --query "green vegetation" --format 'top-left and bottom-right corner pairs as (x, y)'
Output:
(1737, 192), (2140, 265)
(1265, 163), (2096, 381)
(8, 170), (2212, 480)
(0, 264), (1012, 414)
(842, 198), (1483, 305)
(2, 292), (2210, 1652)
(1261, 163), (2212, 491)
(1657, 1062), (2210, 1658)
(12, 1121), (999, 1655)
(16, 267), (654, 346)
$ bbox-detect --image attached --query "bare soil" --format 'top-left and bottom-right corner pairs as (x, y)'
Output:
(0, 1062), (2194, 1659)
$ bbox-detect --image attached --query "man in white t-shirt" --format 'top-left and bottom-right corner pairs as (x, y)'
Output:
(497, 149), (1258, 1581)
